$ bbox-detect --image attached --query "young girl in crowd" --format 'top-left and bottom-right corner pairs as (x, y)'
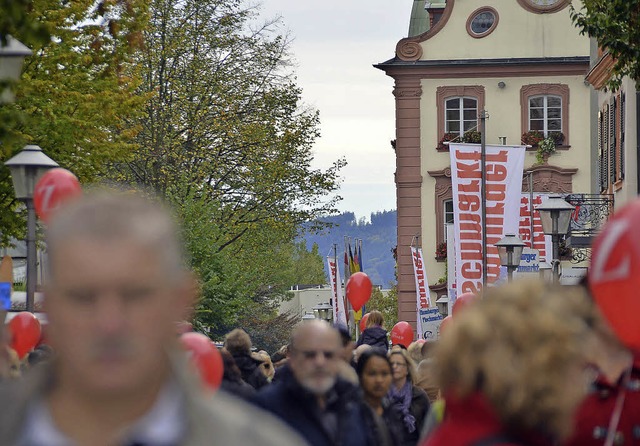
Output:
(357, 310), (389, 350)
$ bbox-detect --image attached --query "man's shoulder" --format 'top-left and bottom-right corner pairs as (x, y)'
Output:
(187, 388), (308, 446)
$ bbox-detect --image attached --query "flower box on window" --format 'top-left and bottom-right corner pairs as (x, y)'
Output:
(521, 130), (544, 147)
(438, 132), (458, 150)
(435, 242), (447, 260)
(461, 130), (481, 144)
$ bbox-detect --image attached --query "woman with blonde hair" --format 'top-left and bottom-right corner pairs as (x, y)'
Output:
(358, 310), (389, 350)
(388, 349), (430, 445)
(422, 281), (591, 446)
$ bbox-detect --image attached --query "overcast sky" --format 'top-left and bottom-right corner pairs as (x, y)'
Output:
(258, 0), (411, 220)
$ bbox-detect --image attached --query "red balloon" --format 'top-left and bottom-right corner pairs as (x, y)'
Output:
(452, 292), (479, 316)
(346, 272), (372, 312)
(8, 312), (41, 359)
(439, 315), (453, 336)
(390, 321), (414, 348)
(589, 198), (640, 350)
(359, 312), (370, 333)
(180, 332), (223, 390)
(34, 168), (82, 223)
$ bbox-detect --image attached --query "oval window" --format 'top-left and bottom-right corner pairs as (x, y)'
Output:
(467, 7), (499, 38)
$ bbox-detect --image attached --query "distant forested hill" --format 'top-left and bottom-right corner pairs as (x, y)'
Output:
(301, 210), (397, 287)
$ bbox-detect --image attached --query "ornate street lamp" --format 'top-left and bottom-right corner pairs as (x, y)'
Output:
(0, 36), (32, 103)
(312, 302), (334, 322)
(536, 195), (575, 283)
(5, 145), (59, 312)
(495, 234), (526, 282)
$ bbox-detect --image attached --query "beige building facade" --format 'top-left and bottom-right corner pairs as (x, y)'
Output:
(377, 0), (594, 327)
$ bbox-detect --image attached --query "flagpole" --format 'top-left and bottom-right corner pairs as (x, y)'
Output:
(344, 236), (355, 337)
(480, 110), (489, 288)
(333, 243), (338, 324)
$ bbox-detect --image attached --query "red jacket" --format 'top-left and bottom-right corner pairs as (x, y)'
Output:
(422, 392), (553, 446)
(563, 358), (640, 446)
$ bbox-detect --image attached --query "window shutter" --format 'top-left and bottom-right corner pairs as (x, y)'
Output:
(603, 104), (609, 191)
(598, 110), (605, 192)
(610, 98), (616, 184)
(620, 92), (626, 180)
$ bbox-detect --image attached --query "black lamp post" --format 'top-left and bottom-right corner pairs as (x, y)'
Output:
(495, 234), (526, 282)
(536, 195), (575, 283)
(5, 145), (59, 312)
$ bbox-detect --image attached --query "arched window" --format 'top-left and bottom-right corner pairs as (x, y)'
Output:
(528, 95), (562, 136)
(445, 97), (478, 137)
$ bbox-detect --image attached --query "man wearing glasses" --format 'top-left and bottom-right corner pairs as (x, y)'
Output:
(254, 319), (372, 446)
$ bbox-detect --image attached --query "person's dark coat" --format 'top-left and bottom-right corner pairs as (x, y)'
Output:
(389, 385), (431, 446)
(220, 378), (256, 401)
(253, 364), (374, 446)
(232, 353), (269, 390)
(357, 326), (389, 350)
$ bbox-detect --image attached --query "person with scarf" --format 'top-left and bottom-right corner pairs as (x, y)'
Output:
(387, 349), (430, 446)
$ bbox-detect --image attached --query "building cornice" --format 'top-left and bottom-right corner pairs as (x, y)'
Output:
(375, 57), (590, 79)
(586, 52), (615, 90)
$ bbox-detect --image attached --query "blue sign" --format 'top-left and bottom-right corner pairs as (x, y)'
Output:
(0, 282), (10, 310)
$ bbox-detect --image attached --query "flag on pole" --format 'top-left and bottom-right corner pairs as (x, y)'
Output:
(327, 256), (347, 326)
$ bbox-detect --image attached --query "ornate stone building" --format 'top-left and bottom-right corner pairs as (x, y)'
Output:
(376, 0), (594, 327)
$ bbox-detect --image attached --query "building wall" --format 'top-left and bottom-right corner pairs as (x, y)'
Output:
(379, 0), (593, 328)
(416, 1), (588, 61)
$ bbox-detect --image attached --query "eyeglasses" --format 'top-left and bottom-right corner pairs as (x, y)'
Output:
(390, 362), (407, 368)
(298, 350), (337, 360)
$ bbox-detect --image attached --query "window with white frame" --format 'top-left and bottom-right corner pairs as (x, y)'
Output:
(445, 97), (478, 136)
(444, 199), (454, 233)
(528, 95), (562, 136)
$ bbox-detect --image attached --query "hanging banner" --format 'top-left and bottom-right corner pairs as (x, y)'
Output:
(449, 143), (526, 294)
(411, 246), (441, 339)
(518, 193), (553, 262)
(327, 257), (347, 326)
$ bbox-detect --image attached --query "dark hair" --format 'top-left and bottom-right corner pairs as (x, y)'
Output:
(355, 348), (391, 379)
(334, 323), (351, 347)
(220, 349), (243, 383)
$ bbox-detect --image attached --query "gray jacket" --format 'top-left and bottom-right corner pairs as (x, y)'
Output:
(0, 353), (309, 446)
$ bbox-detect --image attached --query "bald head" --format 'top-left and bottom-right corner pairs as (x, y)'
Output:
(290, 320), (341, 351)
(288, 320), (342, 395)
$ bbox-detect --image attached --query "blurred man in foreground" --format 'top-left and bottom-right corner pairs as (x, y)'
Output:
(0, 191), (306, 446)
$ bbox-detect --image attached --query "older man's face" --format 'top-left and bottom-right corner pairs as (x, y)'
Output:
(289, 324), (341, 395)
(45, 238), (189, 396)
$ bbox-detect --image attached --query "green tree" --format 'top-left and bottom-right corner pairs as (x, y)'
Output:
(289, 241), (326, 285)
(366, 286), (398, 330)
(0, 0), (148, 244)
(570, 0), (640, 89)
(111, 0), (344, 334)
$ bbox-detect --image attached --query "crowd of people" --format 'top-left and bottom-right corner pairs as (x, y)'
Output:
(1, 189), (639, 446)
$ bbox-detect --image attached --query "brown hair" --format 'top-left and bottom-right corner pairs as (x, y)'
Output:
(367, 310), (384, 328)
(435, 280), (590, 439)
(224, 328), (252, 355)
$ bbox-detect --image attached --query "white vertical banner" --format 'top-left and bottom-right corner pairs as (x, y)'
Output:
(411, 247), (442, 339)
(449, 143), (526, 294)
(327, 257), (347, 326)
